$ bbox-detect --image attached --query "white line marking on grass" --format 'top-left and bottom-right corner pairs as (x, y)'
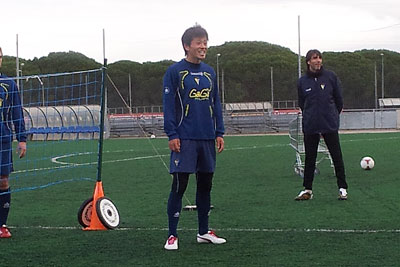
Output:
(47, 135), (399, 170)
(220, 228), (400, 233)
(51, 152), (93, 165)
(224, 143), (288, 151)
(341, 136), (400, 143)
(49, 143), (287, 167)
(13, 164), (80, 174)
(19, 134), (399, 174)
(102, 154), (170, 164)
(19, 154), (170, 174)
(47, 135), (400, 167)
(11, 226), (400, 233)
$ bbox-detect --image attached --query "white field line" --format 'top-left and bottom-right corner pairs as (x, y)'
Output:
(340, 136), (400, 143)
(49, 143), (288, 167)
(25, 134), (399, 173)
(16, 144), (283, 174)
(9, 225), (400, 233)
(13, 164), (76, 174)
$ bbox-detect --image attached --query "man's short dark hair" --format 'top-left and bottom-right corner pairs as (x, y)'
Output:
(181, 25), (208, 55)
(305, 49), (322, 69)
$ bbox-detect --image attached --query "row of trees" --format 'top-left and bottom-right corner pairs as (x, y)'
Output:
(2, 42), (399, 109)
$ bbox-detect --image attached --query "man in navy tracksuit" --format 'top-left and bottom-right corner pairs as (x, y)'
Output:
(295, 49), (348, 201)
(0, 47), (27, 238)
(163, 25), (226, 250)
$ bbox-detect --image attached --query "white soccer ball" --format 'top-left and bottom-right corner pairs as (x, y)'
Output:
(150, 134), (156, 139)
(360, 156), (374, 170)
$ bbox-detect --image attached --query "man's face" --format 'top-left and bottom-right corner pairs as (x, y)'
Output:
(184, 36), (208, 63)
(307, 53), (322, 72)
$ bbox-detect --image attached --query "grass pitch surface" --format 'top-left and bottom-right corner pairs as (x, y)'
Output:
(3, 133), (399, 266)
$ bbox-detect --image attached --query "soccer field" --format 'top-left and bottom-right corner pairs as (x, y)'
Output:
(3, 132), (400, 266)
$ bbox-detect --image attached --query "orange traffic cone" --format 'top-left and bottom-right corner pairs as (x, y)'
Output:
(83, 181), (107, 231)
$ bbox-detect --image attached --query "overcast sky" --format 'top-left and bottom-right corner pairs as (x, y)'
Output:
(2, 0), (399, 64)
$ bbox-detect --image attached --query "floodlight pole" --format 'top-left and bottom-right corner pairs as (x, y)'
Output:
(19, 63), (24, 105)
(221, 68), (225, 106)
(216, 53), (221, 90)
(16, 34), (20, 91)
(380, 53), (384, 99)
(270, 67), (274, 108)
(374, 63), (378, 109)
(129, 73), (132, 114)
(216, 53), (224, 109)
(85, 75), (89, 105)
(298, 15), (301, 78)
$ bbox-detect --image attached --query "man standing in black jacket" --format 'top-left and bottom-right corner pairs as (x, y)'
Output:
(295, 49), (348, 201)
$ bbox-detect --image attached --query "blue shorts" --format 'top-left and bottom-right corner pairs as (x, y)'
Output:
(169, 139), (216, 174)
(0, 141), (13, 176)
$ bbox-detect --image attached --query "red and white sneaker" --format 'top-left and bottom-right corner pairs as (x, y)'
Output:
(164, 235), (178, 250)
(197, 230), (226, 244)
(0, 225), (12, 238)
(295, 190), (313, 201)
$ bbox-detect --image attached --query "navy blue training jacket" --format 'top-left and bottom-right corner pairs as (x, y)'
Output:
(297, 67), (343, 134)
(0, 75), (26, 143)
(163, 59), (224, 141)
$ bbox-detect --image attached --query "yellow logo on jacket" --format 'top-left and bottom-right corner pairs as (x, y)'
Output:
(189, 88), (210, 100)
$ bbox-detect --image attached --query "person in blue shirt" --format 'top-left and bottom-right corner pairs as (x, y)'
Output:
(163, 25), (226, 250)
(0, 47), (27, 238)
(295, 49), (348, 201)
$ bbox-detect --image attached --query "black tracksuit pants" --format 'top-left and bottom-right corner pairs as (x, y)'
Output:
(303, 132), (348, 190)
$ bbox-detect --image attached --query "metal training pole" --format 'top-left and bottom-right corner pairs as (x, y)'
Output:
(97, 59), (107, 182)
(82, 61), (108, 231)
(80, 28), (120, 230)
